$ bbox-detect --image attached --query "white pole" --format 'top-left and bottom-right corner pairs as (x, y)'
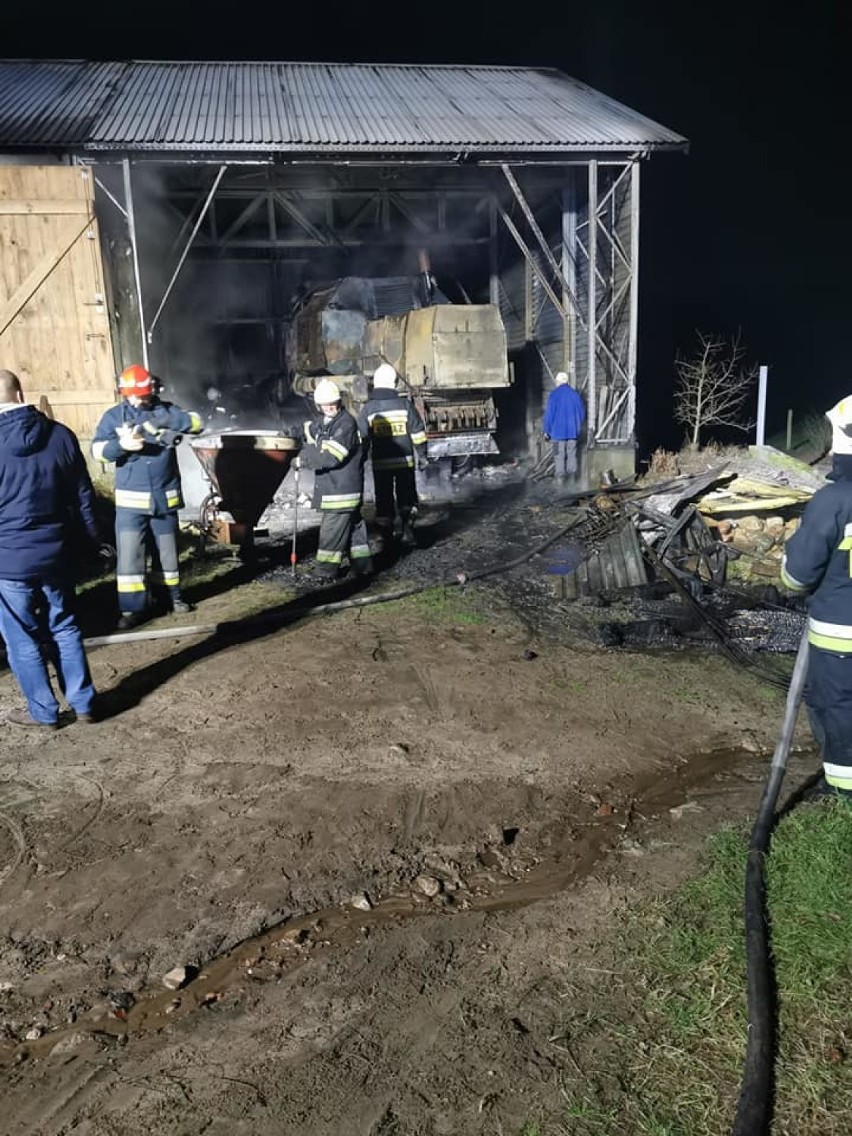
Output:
(756, 364), (768, 446)
(122, 158), (148, 369)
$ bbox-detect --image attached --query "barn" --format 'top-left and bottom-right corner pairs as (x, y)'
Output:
(0, 59), (686, 482)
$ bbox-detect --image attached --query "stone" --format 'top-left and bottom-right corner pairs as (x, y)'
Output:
(162, 966), (189, 991)
(414, 875), (442, 898)
(349, 892), (373, 912)
(24, 1027), (43, 1041)
(49, 1031), (91, 1056)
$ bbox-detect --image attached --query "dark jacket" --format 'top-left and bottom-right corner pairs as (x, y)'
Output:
(782, 455), (852, 654)
(357, 390), (428, 471)
(92, 398), (202, 515)
(0, 404), (98, 581)
(298, 408), (365, 511)
(543, 384), (586, 441)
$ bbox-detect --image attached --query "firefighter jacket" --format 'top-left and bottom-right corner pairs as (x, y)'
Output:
(357, 390), (428, 471)
(92, 398), (203, 515)
(782, 456), (852, 653)
(298, 407), (366, 512)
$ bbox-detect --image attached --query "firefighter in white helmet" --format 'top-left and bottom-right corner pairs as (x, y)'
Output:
(292, 378), (373, 579)
(781, 394), (852, 800)
(357, 362), (428, 549)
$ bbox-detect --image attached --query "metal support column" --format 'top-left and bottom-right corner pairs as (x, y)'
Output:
(627, 160), (640, 440)
(561, 181), (577, 382)
(587, 160), (598, 439)
(489, 199), (499, 307)
(122, 158), (148, 369)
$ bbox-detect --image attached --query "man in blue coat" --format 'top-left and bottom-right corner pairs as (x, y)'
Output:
(782, 394), (852, 799)
(543, 371), (586, 485)
(92, 365), (202, 629)
(0, 369), (99, 728)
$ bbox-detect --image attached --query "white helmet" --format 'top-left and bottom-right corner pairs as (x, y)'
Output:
(826, 396), (852, 455)
(314, 378), (341, 405)
(373, 362), (397, 389)
(554, 371), (570, 385)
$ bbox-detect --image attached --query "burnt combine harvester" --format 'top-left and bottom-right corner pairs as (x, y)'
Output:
(287, 274), (511, 461)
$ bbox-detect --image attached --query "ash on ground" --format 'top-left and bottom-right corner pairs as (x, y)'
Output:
(237, 460), (807, 657)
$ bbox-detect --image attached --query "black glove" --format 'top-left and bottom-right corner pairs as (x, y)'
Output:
(543, 433), (551, 442)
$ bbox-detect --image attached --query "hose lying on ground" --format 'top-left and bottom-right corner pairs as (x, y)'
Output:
(83, 510), (587, 649)
(731, 627), (810, 1136)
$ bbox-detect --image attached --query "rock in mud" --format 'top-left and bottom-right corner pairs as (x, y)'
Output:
(49, 1031), (93, 1057)
(414, 875), (443, 898)
(162, 966), (189, 991)
(349, 892), (373, 911)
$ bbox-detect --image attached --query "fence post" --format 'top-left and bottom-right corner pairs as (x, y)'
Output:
(756, 365), (768, 446)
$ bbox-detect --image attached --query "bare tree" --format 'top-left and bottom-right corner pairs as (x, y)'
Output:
(673, 331), (757, 448)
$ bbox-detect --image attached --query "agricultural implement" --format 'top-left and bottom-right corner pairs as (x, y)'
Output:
(189, 430), (299, 557)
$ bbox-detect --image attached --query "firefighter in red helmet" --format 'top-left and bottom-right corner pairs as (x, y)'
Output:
(92, 365), (203, 629)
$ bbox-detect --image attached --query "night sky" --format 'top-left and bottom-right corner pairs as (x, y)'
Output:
(1, 1), (848, 452)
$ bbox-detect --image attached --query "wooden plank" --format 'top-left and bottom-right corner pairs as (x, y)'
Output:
(0, 199), (90, 215)
(698, 496), (810, 515)
(0, 213), (93, 335)
(32, 390), (116, 406)
(0, 165), (116, 439)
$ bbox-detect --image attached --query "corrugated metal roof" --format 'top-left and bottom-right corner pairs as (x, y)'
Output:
(0, 60), (687, 156)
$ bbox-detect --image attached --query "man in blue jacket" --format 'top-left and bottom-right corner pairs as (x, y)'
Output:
(0, 369), (99, 729)
(92, 365), (202, 629)
(782, 393), (852, 799)
(543, 371), (586, 485)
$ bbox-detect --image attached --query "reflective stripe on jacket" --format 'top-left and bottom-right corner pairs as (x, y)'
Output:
(299, 408), (365, 511)
(92, 399), (202, 515)
(358, 391), (427, 471)
(782, 465), (852, 653)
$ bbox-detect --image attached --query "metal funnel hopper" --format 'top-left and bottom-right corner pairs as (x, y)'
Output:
(189, 430), (299, 547)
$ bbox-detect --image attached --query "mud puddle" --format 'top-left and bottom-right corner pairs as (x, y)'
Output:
(0, 742), (782, 1068)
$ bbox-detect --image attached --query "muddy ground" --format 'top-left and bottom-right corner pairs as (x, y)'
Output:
(0, 476), (818, 1135)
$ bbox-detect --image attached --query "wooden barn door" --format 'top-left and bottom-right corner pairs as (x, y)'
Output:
(0, 164), (116, 440)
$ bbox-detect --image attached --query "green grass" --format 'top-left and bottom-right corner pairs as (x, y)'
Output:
(388, 585), (487, 625)
(541, 800), (852, 1136)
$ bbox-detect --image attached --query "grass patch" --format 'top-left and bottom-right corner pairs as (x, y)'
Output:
(547, 800), (852, 1135)
(389, 585), (487, 625)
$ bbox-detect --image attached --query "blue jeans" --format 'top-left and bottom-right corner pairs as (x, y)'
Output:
(0, 578), (95, 723)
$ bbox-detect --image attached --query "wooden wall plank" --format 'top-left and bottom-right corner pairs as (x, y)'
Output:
(0, 165), (117, 438)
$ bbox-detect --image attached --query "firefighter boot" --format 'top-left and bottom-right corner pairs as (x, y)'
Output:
(400, 507), (417, 549)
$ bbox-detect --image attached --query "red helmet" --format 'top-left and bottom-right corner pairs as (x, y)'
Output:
(118, 364), (155, 398)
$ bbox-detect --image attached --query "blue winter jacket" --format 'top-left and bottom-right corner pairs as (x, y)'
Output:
(92, 399), (202, 515)
(0, 404), (98, 581)
(543, 384), (586, 441)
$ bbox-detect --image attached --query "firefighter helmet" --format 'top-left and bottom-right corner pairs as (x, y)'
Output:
(373, 363), (397, 389)
(313, 378), (342, 405)
(118, 364), (155, 398)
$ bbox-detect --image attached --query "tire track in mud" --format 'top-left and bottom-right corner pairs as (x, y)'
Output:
(0, 743), (780, 1068)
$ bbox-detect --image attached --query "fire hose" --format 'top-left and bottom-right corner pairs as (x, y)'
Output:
(82, 511), (587, 649)
(731, 626), (809, 1136)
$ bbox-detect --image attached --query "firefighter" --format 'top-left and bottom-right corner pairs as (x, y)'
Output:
(781, 394), (852, 799)
(358, 362), (428, 549)
(92, 364), (203, 630)
(296, 378), (373, 580)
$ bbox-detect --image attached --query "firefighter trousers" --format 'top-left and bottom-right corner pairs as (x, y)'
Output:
(115, 511), (182, 614)
(316, 508), (373, 577)
(805, 646), (852, 794)
(373, 468), (418, 531)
